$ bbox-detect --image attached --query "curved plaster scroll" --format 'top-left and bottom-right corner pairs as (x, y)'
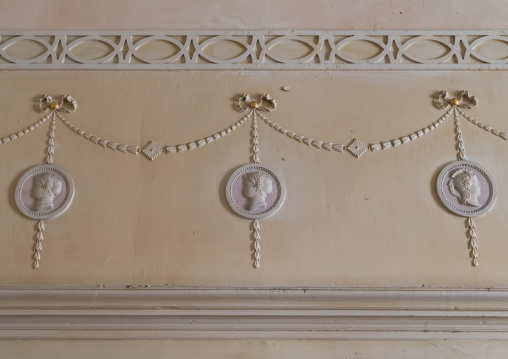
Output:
(467, 35), (508, 65)
(196, 36), (256, 65)
(0, 35), (54, 65)
(63, 36), (122, 65)
(330, 35), (390, 64)
(127, 35), (189, 64)
(397, 35), (459, 65)
(261, 35), (323, 64)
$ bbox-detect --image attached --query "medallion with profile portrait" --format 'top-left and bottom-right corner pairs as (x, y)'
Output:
(15, 164), (74, 220)
(226, 164), (286, 219)
(436, 160), (496, 218)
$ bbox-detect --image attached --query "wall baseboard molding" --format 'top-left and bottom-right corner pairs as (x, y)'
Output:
(1, 286), (508, 340)
(1, 31), (508, 71)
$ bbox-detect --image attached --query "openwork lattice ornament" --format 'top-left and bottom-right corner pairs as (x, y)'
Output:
(434, 91), (499, 267)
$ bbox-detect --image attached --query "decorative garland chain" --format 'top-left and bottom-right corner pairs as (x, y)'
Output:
(56, 112), (139, 155)
(2, 91), (508, 162)
(57, 112), (248, 160)
(0, 117), (47, 146)
(454, 107), (467, 161)
(456, 108), (508, 141)
(258, 108), (454, 158)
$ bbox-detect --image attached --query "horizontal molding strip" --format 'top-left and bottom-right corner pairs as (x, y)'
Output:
(0, 31), (508, 70)
(1, 286), (508, 340)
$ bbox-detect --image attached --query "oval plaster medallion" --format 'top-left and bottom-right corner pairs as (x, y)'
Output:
(436, 160), (496, 217)
(226, 164), (286, 219)
(15, 164), (74, 220)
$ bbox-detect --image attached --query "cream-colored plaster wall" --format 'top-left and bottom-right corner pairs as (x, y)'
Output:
(2, 1), (508, 358)
(4, 340), (508, 359)
(0, 0), (507, 30)
(1, 70), (508, 288)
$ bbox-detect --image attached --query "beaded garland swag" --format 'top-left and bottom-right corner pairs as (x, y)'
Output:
(2, 91), (506, 269)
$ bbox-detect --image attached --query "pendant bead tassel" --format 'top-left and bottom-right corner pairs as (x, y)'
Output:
(454, 107), (467, 161)
(46, 113), (56, 165)
(33, 219), (45, 269)
(251, 115), (260, 164)
(252, 219), (261, 268)
(250, 109), (262, 268)
(467, 218), (479, 267)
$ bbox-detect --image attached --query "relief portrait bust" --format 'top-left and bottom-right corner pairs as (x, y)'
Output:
(448, 168), (481, 207)
(436, 160), (496, 218)
(226, 164), (286, 220)
(31, 173), (63, 211)
(242, 171), (273, 211)
(15, 164), (75, 220)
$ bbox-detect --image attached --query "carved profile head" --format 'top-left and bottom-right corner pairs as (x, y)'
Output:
(31, 173), (63, 211)
(448, 168), (481, 207)
(242, 171), (273, 211)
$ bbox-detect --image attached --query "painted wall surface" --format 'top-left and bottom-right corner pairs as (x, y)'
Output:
(1, 0), (508, 31)
(2, 0), (508, 357)
(1, 70), (508, 288)
(4, 340), (508, 359)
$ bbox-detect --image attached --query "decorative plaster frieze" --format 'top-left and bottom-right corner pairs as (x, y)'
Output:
(1, 31), (508, 70)
(2, 91), (508, 269)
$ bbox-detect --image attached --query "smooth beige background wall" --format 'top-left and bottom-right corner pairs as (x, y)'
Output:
(1, 0), (508, 31)
(4, 340), (508, 359)
(0, 70), (507, 287)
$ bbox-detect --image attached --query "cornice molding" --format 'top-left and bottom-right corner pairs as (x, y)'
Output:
(1, 286), (508, 340)
(1, 31), (508, 70)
